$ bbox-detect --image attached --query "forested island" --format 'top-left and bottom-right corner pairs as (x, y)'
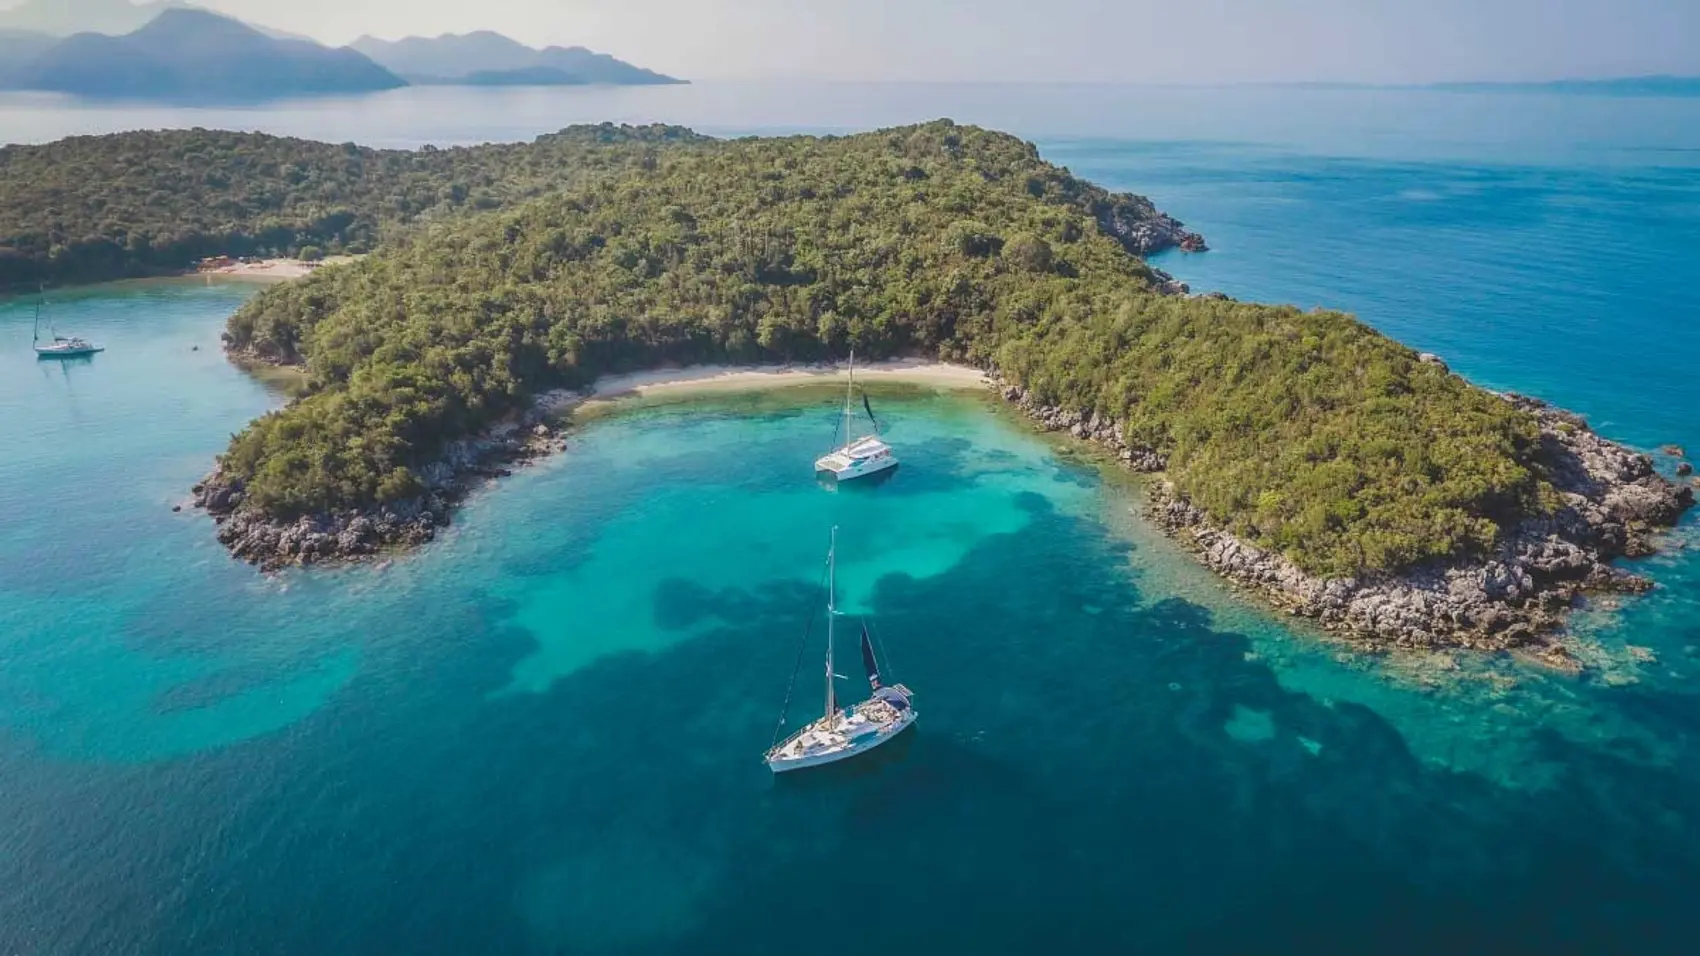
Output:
(6, 121), (1689, 663)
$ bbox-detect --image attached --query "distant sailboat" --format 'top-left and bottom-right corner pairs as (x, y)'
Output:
(765, 528), (916, 773)
(814, 351), (897, 481)
(32, 288), (103, 359)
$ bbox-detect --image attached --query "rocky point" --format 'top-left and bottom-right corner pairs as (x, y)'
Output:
(997, 381), (1693, 669)
(194, 394), (576, 571)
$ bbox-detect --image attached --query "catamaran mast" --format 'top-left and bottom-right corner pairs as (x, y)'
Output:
(843, 350), (857, 441)
(825, 526), (838, 720)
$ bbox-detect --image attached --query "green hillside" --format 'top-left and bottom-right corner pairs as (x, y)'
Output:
(218, 121), (1547, 576)
(0, 123), (704, 290)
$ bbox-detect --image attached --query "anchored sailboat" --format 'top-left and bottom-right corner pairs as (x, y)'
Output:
(32, 288), (103, 359)
(765, 528), (916, 773)
(814, 351), (896, 481)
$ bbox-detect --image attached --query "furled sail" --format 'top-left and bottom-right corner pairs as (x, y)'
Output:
(862, 392), (878, 431)
(860, 624), (882, 690)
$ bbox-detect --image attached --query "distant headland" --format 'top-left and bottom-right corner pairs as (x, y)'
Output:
(0, 2), (682, 101)
(350, 32), (682, 87)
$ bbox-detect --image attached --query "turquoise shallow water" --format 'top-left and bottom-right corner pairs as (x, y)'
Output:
(4, 86), (1700, 954)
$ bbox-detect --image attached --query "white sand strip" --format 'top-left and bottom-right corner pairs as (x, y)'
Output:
(585, 360), (990, 402)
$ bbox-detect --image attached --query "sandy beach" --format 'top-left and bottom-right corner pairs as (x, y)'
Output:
(196, 256), (358, 282)
(581, 359), (990, 405)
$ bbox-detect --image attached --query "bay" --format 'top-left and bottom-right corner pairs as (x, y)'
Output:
(2, 82), (1698, 954)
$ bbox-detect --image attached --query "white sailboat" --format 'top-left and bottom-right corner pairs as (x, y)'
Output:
(32, 289), (103, 359)
(814, 351), (896, 481)
(765, 528), (916, 774)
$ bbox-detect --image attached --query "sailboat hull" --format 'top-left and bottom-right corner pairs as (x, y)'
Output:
(766, 708), (916, 773)
(814, 454), (899, 482)
(36, 346), (104, 359)
(814, 435), (899, 481)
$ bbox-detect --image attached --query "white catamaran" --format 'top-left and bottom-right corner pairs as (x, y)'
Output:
(814, 352), (897, 481)
(765, 528), (916, 774)
(32, 290), (103, 359)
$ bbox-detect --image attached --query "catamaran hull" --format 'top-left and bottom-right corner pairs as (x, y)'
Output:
(815, 455), (899, 482)
(766, 710), (917, 773)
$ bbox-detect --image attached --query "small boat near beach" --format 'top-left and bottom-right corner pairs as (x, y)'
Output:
(766, 528), (916, 774)
(814, 352), (897, 481)
(32, 290), (103, 359)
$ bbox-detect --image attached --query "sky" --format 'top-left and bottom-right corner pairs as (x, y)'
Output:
(9, 0), (1700, 84)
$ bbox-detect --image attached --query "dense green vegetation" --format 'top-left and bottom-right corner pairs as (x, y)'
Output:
(0, 123), (703, 290)
(219, 121), (1550, 576)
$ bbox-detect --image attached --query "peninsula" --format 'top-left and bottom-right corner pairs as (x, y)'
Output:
(7, 121), (1687, 664)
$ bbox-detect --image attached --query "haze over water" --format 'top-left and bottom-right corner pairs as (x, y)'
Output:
(2, 84), (1699, 954)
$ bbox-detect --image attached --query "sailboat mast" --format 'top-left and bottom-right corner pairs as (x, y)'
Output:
(844, 349), (856, 439)
(825, 527), (838, 719)
(33, 285), (42, 343)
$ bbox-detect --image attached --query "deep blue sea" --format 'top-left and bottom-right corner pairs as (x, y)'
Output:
(2, 84), (1699, 955)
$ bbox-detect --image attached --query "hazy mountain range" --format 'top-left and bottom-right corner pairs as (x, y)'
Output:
(1, 10), (403, 98)
(352, 32), (681, 86)
(0, 27), (56, 65)
(0, 0), (682, 100)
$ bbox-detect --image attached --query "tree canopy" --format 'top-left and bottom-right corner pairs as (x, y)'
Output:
(215, 120), (1550, 576)
(0, 123), (704, 290)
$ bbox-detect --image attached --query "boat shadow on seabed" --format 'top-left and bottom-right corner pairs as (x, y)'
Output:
(768, 724), (921, 791)
(38, 354), (95, 385)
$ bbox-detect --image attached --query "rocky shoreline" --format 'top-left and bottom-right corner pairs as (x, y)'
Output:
(1092, 199), (1209, 297)
(1092, 195), (1210, 258)
(193, 391), (578, 570)
(998, 382), (1694, 668)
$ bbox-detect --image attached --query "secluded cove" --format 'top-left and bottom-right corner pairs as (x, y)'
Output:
(120, 119), (1676, 661)
(5, 253), (1700, 953)
(0, 278), (1675, 752)
(10, 120), (1687, 661)
(13, 121), (1689, 662)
